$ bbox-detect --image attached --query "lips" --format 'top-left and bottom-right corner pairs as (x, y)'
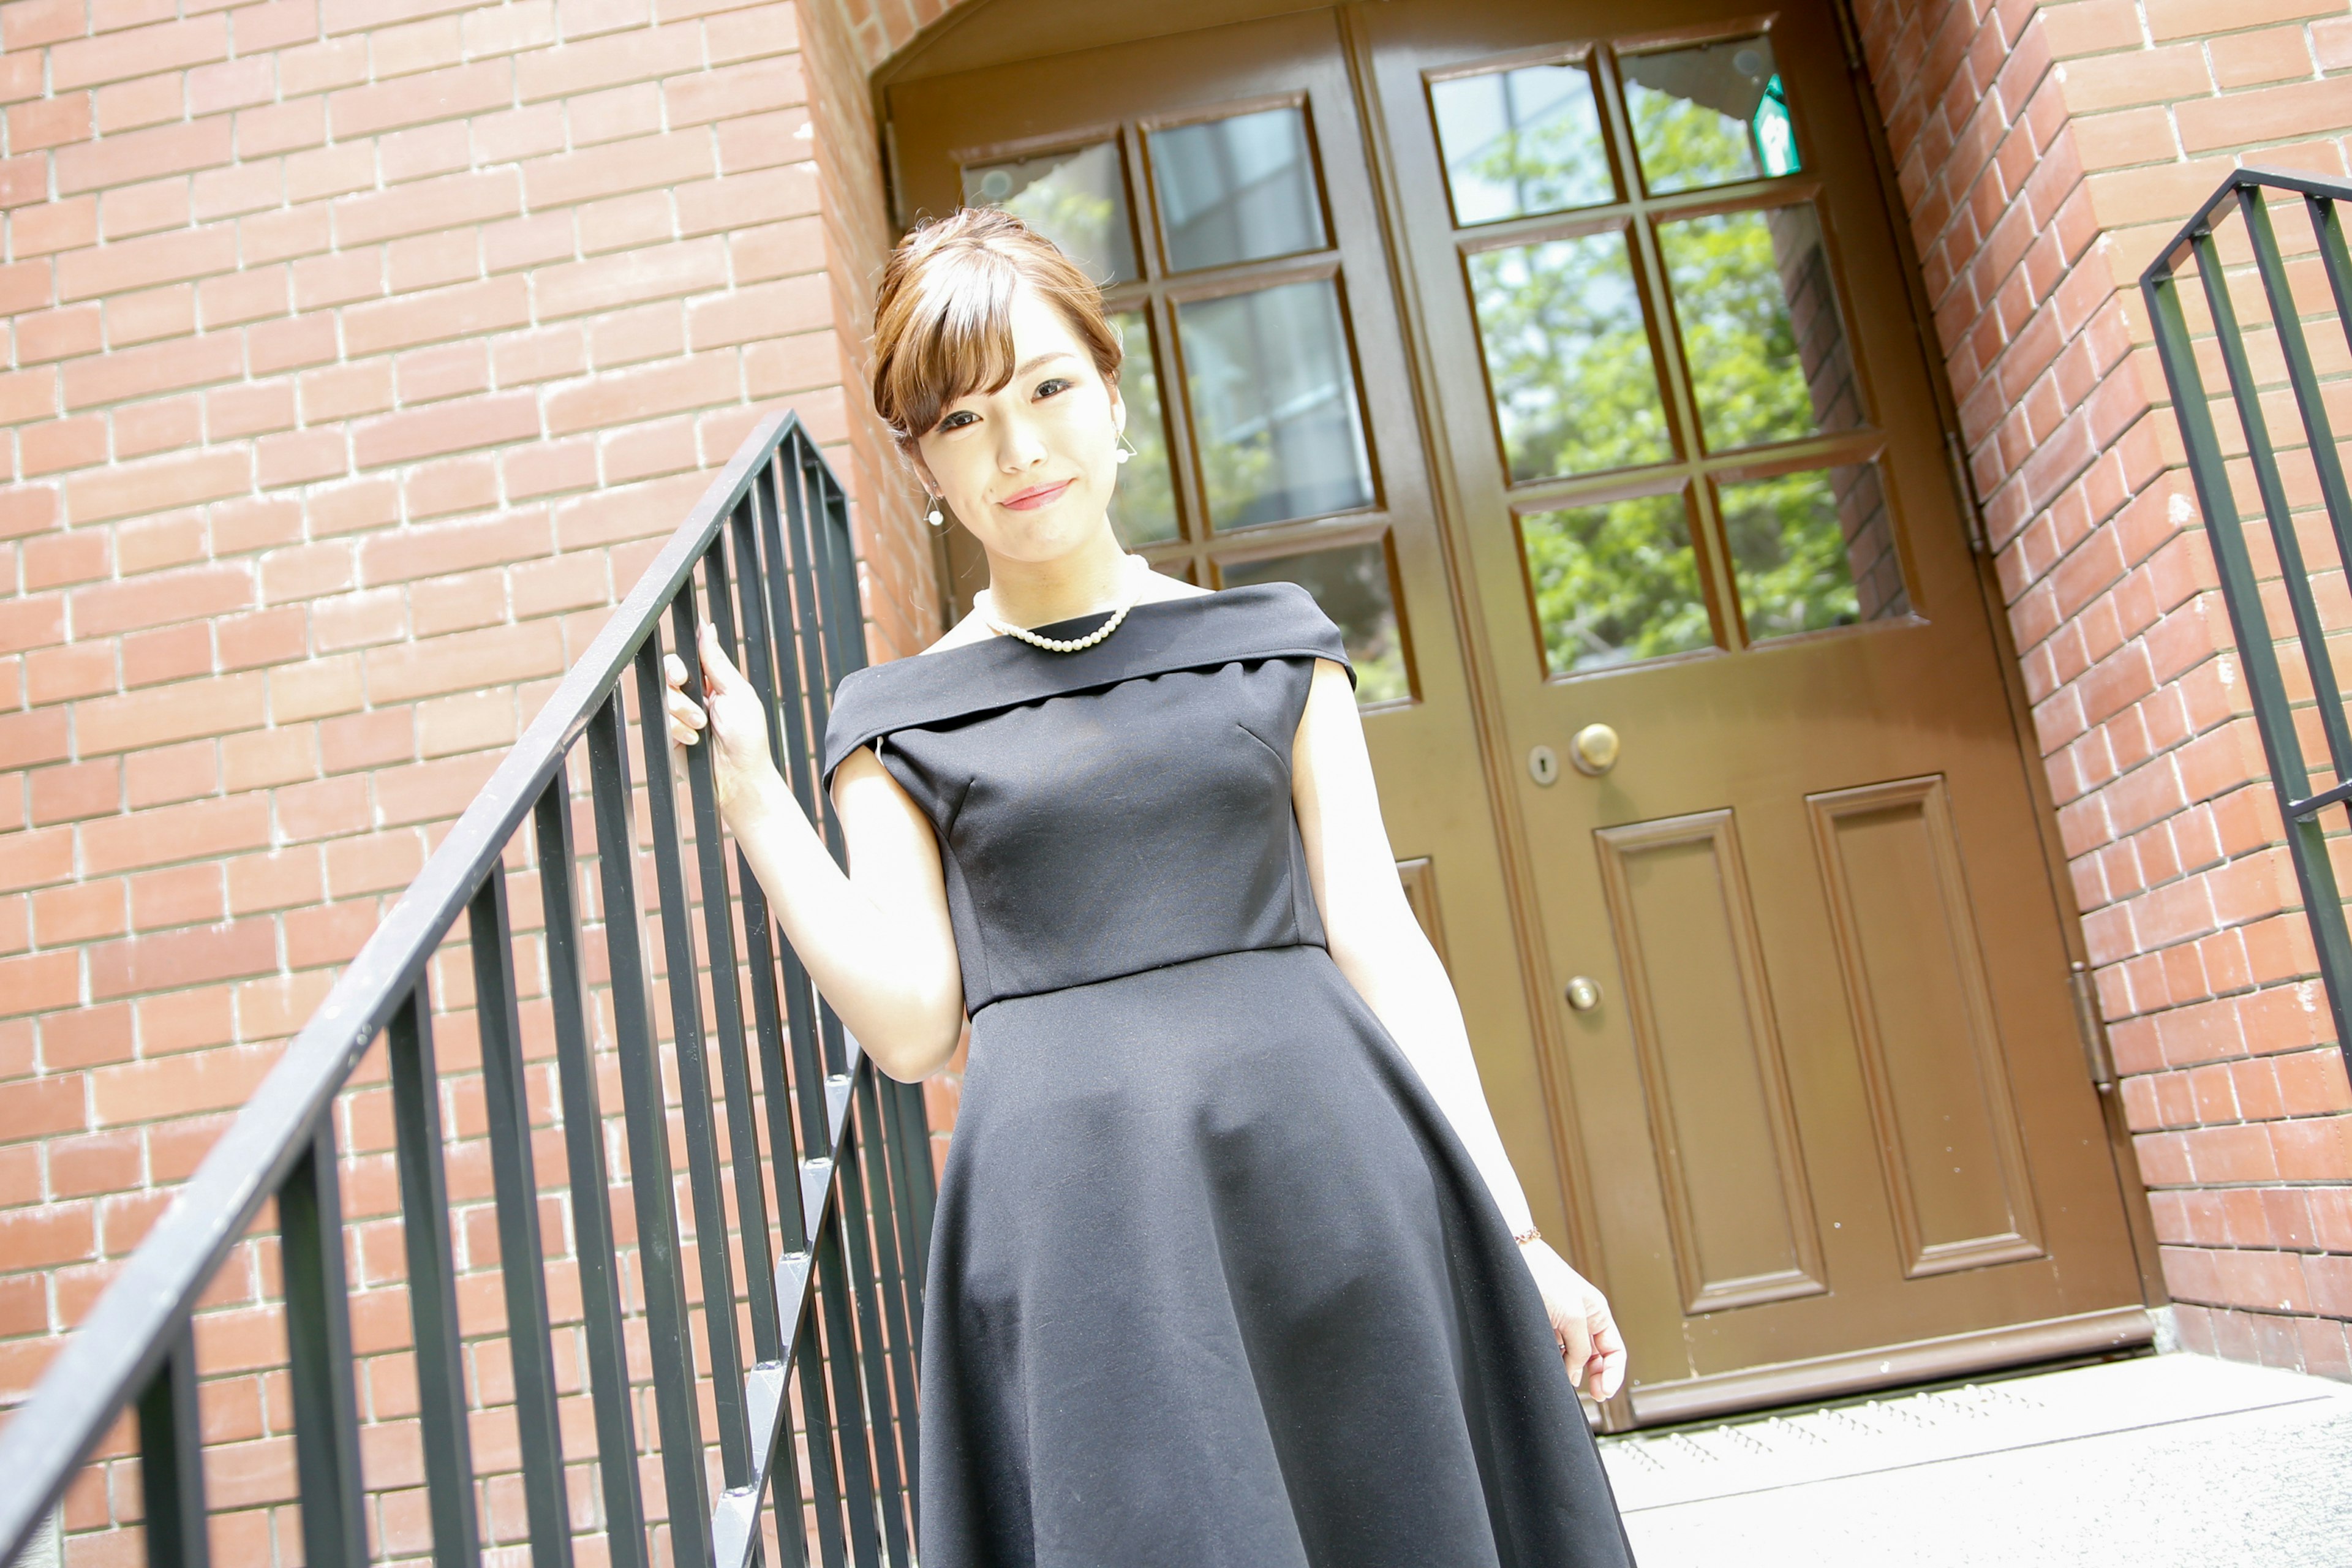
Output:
(999, 478), (1074, 511)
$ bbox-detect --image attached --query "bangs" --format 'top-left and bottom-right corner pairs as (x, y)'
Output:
(883, 250), (1020, 442)
(869, 207), (1125, 451)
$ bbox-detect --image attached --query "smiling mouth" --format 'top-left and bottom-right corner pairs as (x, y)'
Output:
(999, 479), (1074, 511)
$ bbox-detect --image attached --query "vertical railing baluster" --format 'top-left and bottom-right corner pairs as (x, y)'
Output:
(727, 487), (812, 1220)
(281, 1118), (366, 1568)
(635, 630), (756, 1494)
(873, 1080), (928, 1354)
(536, 775), (650, 1568)
(777, 447), (853, 1082)
(684, 549), (784, 1370)
(889, 1079), (935, 1332)
(756, 456), (838, 1164)
(796, 1301), (852, 1568)
(470, 865), (576, 1565)
(590, 688), (714, 1563)
(2147, 235), (2352, 1066)
(854, 1074), (921, 1509)
(835, 1119), (911, 1564)
(386, 983), (479, 1567)
(816, 1218), (883, 1568)
(135, 1324), (209, 1568)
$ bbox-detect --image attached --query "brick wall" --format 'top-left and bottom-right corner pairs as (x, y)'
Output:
(0, 0), (940, 1446)
(1855, 0), (2352, 1376)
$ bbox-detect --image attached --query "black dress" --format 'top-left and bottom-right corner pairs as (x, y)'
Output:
(820, 583), (1634, 1568)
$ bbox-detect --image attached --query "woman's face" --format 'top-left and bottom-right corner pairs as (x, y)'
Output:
(911, 283), (1125, 567)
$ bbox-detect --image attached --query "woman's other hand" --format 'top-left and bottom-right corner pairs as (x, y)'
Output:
(662, 622), (779, 820)
(1521, 1238), (1627, 1401)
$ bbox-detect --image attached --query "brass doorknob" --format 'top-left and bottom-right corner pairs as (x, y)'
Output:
(1565, 976), (1603, 1012)
(1570, 723), (1619, 776)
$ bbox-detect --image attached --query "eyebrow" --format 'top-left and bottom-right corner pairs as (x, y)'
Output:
(1012, 350), (1079, 376)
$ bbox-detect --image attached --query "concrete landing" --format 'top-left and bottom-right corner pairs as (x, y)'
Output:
(1600, 1351), (2352, 1566)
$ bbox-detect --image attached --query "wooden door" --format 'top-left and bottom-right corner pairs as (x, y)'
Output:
(1356, 0), (2149, 1420)
(883, 0), (2152, 1428)
(886, 7), (1581, 1256)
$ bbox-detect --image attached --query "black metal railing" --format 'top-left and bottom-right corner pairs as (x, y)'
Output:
(0, 412), (933, 1567)
(2143, 167), (2352, 1077)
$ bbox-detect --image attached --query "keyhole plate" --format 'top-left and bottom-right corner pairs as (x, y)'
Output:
(1529, 745), (1560, 786)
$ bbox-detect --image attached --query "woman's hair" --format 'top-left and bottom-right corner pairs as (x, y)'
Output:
(870, 207), (1123, 450)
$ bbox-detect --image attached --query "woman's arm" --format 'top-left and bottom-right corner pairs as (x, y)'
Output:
(1290, 658), (1626, 1400)
(664, 624), (965, 1082)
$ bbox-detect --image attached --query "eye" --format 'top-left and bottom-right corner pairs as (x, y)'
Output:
(1035, 376), (1075, 400)
(937, 409), (978, 432)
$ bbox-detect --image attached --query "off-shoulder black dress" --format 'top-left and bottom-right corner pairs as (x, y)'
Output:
(820, 582), (1634, 1568)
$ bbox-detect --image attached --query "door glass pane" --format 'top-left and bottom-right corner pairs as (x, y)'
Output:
(1624, 36), (1799, 195)
(1177, 278), (1374, 530)
(1520, 491), (1713, 675)
(963, 141), (1137, 285)
(1721, 463), (1910, 641)
(1468, 233), (1672, 481)
(1149, 107), (1327, 273)
(1107, 310), (1178, 546)
(1221, 540), (1411, 704)
(1657, 203), (1859, 454)
(1430, 61), (1612, 225)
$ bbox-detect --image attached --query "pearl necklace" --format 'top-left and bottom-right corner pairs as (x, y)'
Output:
(979, 557), (1148, 654)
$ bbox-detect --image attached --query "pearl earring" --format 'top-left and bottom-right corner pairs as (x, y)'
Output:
(1114, 432), (1137, 466)
(925, 494), (945, 527)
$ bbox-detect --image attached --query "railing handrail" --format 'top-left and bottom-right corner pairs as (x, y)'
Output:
(0, 406), (919, 1564)
(2139, 165), (2352, 1077)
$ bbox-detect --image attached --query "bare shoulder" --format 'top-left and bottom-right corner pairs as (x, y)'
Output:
(921, 605), (999, 656)
(1133, 570), (1210, 603)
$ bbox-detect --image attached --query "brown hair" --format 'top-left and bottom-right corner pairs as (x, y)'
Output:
(870, 207), (1123, 450)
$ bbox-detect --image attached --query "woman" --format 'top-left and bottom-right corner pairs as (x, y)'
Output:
(664, 207), (1635, 1566)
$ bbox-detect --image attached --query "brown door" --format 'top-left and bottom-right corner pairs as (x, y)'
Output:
(883, 0), (2151, 1428)
(1355, 0), (2148, 1420)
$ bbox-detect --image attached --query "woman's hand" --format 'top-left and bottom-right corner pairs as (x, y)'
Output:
(1521, 1238), (1627, 1401)
(662, 622), (780, 821)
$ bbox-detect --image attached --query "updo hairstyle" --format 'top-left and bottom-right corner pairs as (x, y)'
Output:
(870, 207), (1125, 454)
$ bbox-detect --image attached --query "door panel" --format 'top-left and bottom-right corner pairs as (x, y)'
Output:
(1807, 776), (2045, 1278)
(1595, 810), (1826, 1314)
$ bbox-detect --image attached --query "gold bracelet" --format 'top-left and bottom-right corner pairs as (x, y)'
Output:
(1512, 1226), (1541, 1246)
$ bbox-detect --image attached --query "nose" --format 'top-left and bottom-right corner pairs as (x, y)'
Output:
(995, 408), (1047, 473)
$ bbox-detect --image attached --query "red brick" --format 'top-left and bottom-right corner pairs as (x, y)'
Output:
(352, 391), (540, 467)
(81, 793), (271, 877)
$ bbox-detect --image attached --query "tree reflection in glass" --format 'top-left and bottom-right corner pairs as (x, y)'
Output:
(1721, 464), (1908, 642)
(1519, 492), (1714, 674)
(1430, 61), (1613, 225)
(1222, 540), (1411, 704)
(963, 141), (1137, 285)
(1657, 204), (1859, 453)
(1106, 310), (1178, 546)
(1177, 279), (1374, 530)
(1469, 233), (1672, 481)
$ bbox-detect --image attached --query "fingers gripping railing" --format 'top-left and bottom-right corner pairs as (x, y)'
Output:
(0, 412), (935, 1568)
(2143, 168), (2352, 1078)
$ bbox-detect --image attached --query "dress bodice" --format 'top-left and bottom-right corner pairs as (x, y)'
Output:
(820, 584), (1353, 1012)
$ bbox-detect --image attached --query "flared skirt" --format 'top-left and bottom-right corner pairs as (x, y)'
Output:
(916, 943), (1635, 1568)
